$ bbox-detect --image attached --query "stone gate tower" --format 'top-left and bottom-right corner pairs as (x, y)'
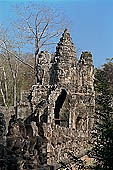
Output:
(29, 29), (95, 136)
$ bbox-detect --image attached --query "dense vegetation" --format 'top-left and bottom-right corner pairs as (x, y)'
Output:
(89, 59), (113, 169)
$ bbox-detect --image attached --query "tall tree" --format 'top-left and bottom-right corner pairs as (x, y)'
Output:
(89, 61), (113, 169)
(0, 2), (66, 84)
(0, 52), (34, 107)
(0, 2), (66, 107)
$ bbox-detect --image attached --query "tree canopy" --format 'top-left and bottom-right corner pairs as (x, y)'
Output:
(89, 60), (113, 169)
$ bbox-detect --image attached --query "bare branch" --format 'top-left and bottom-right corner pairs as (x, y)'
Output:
(39, 31), (61, 49)
(38, 20), (49, 42)
(0, 44), (34, 70)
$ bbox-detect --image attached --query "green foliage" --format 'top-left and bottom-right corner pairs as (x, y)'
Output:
(89, 61), (113, 169)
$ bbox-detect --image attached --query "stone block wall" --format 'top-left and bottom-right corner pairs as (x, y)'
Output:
(0, 105), (31, 131)
(43, 123), (91, 166)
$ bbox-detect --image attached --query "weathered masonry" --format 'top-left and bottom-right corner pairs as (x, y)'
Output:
(29, 28), (95, 134)
(0, 29), (95, 169)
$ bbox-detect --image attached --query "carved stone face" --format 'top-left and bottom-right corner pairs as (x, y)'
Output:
(38, 53), (46, 65)
(10, 122), (20, 136)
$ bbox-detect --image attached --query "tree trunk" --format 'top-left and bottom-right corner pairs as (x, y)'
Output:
(0, 81), (7, 107)
(13, 74), (17, 116)
(8, 56), (17, 115)
(34, 37), (39, 84)
(2, 67), (8, 102)
(13, 73), (17, 108)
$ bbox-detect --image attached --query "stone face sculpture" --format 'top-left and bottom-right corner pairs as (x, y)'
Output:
(0, 112), (6, 145)
(4, 115), (40, 169)
(0, 113), (7, 170)
(7, 116), (24, 153)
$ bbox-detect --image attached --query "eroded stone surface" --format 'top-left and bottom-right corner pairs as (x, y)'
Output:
(0, 29), (95, 169)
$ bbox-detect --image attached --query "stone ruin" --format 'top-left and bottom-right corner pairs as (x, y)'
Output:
(0, 29), (95, 169)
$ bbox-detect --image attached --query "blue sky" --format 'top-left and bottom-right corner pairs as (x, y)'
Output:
(0, 0), (113, 67)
